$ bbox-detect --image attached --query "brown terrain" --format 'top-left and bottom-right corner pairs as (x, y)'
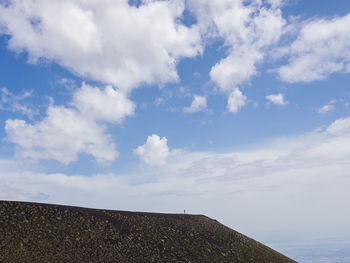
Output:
(0, 200), (296, 262)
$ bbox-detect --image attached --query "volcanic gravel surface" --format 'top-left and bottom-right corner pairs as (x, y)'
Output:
(0, 201), (296, 262)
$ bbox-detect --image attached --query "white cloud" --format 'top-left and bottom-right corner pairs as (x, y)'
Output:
(57, 78), (77, 91)
(209, 50), (261, 93)
(326, 117), (350, 135)
(0, 0), (202, 91)
(154, 89), (174, 107)
(318, 104), (335, 114)
(317, 99), (348, 114)
(1, 87), (36, 118)
(266, 0), (284, 8)
(72, 83), (135, 123)
(189, 0), (285, 111)
(4, 83), (136, 164)
(227, 88), (246, 113)
(266, 93), (287, 106)
(0, 0), (287, 115)
(5, 106), (118, 164)
(183, 95), (207, 113)
(134, 134), (170, 167)
(277, 14), (350, 82)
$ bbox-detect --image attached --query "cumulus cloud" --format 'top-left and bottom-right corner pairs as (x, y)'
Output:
(189, 0), (285, 111)
(277, 14), (350, 83)
(227, 88), (246, 113)
(266, 93), (287, 106)
(5, 83), (135, 164)
(72, 83), (135, 123)
(0, 0), (287, 115)
(5, 106), (118, 165)
(0, 0), (202, 91)
(183, 95), (207, 113)
(134, 134), (170, 166)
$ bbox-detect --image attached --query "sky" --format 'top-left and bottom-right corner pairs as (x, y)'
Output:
(1, 0), (350, 260)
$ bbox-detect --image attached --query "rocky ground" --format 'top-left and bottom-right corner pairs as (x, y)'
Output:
(0, 201), (296, 262)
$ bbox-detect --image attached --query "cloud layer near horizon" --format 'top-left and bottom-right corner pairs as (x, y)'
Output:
(1, 117), (350, 236)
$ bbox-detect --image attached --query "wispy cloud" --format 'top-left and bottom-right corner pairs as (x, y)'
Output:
(318, 104), (335, 114)
(1, 87), (37, 119)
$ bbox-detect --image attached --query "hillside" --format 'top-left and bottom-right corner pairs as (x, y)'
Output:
(0, 201), (295, 262)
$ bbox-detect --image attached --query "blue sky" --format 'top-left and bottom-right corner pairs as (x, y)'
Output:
(1, 0), (350, 260)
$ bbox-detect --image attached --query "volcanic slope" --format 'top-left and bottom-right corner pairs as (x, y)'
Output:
(0, 201), (295, 262)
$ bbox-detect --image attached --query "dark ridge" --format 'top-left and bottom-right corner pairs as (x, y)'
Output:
(0, 200), (296, 262)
